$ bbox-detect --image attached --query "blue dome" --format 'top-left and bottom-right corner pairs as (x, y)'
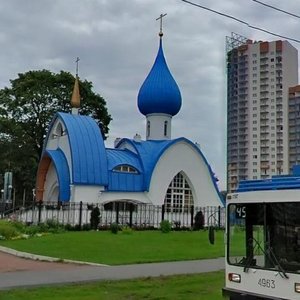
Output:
(137, 39), (182, 116)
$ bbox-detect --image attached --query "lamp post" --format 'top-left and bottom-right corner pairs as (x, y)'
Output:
(0, 189), (4, 217)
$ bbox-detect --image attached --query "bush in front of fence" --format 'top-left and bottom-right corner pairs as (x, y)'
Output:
(160, 220), (172, 233)
(90, 206), (100, 230)
(0, 219), (67, 240)
(110, 222), (120, 234)
(0, 220), (19, 240)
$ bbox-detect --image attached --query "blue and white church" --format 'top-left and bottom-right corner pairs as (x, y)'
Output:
(36, 27), (224, 210)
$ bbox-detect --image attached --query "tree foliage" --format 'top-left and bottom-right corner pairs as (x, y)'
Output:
(0, 69), (112, 204)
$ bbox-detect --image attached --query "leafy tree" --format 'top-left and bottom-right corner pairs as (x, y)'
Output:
(0, 70), (112, 205)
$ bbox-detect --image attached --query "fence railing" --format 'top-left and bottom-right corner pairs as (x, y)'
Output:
(2, 201), (225, 229)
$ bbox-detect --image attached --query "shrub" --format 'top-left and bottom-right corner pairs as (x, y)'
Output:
(0, 221), (19, 240)
(46, 219), (65, 233)
(90, 206), (100, 230)
(82, 223), (91, 231)
(64, 223), (74, 231)
(10, 221), (26, 233)
(110, 223), (119, 234)
(24, 225), (41, 236)
(160, 220), (171, 233)
(193, 211), (204, 230)
(121, 225), (133, 235)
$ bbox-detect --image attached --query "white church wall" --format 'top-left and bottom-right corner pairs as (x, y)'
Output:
(146, 113), (172, 140)
(99, 191), (151, 204)
(71, 185), (105, 203)
(147, 140), (222, 207)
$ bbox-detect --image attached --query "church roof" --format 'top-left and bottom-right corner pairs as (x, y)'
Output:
(106, 148), (142, 172)
(116, 137), (221, 201)
(106, 148), (144, 192)
(137, 38), (182, 116)
(46, 112), (108, 185)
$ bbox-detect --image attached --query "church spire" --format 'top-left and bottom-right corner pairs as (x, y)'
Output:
(137, 14), (181, 140)
(71, 57), (81, 114)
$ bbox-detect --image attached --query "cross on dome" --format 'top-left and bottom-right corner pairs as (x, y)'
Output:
(156, 13), (167, 37)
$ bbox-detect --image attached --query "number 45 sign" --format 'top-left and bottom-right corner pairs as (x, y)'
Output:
(235, 205), (246, 219)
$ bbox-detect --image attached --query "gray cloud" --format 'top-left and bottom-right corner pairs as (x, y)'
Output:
(0, 0), (298, 190)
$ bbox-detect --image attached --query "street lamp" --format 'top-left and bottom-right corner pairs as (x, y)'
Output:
(0, 189), (3, 216)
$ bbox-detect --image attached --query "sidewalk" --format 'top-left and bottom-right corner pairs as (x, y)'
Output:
(0, 249), (224, 290)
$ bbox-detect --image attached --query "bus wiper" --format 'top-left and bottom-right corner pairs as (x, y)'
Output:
(265, 242), (289, 279)
(243, 238), (259, 273)
(243, 238), (288, 279)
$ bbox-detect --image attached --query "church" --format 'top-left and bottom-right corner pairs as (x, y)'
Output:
(35, 24), (224, 211)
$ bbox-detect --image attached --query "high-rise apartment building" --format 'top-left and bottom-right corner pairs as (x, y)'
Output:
(226, 33), (298, 192)
(288, 85), (300, 170)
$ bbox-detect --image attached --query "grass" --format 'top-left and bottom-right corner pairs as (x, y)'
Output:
(0, 230), (225, 265)
(0, 271), (225, 300)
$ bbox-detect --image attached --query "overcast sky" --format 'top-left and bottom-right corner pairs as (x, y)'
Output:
(0, 0), (299, 190)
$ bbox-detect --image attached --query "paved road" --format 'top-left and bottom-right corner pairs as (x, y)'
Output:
(0, 251), (225, 290)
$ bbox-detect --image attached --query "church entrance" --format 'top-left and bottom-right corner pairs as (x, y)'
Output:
(104, 201), (137, 226)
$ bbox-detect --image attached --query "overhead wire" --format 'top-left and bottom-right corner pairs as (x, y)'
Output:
(181, 0), (300, 43)
(252, 0), (300, 19)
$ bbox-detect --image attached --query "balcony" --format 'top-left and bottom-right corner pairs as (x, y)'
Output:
(261, 163), (270, 169)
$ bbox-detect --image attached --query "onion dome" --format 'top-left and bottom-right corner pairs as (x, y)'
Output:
(137, 38), (182, 116)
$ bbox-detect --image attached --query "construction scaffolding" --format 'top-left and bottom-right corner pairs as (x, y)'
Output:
(226, 32), (249, 54)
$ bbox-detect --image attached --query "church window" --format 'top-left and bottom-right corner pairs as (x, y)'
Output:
(164, 172), (193, 213)
(113, 165), (138, 174)
(147, 121), (150, 137)
(52, 122), (65, 139)
(164, 121), (168, 136)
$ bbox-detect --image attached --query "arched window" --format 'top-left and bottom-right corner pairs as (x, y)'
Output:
(147, 121), (150, 137)
(52, 122), (64, 139)
(113, 165), (138, 174)
(164, 120), (168, 136)
(164, 172), (193, 213)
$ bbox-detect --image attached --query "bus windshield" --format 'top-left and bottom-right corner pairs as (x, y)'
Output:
(228, 202), (300, 274)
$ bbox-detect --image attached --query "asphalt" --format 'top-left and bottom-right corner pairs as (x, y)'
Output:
(0, 247), (225, 290)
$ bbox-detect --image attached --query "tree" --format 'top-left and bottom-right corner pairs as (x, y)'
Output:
(0, 70), (112, 205)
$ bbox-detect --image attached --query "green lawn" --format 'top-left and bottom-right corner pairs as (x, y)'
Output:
(0, 271), (225, 300)
(0, 230), (225, 265)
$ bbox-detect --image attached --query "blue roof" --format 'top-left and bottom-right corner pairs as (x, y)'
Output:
(237, 166), (300, 192)
(106, 148), (142, 172)
(45, 149), (70, 202)
(137, 38), (182, 116)
(116, 137), (223, 204)
(106, 148), (144, 192)
(46, 112), (108, 186)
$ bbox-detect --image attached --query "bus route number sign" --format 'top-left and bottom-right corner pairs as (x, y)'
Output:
(235, 205), (246, 219)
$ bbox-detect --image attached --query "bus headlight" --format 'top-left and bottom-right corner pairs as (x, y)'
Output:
(228, 273), (241, 283)
(295, 283), (300, 293)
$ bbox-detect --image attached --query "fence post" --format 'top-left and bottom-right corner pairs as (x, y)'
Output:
(129, 203), (133, 227)
(116, 202), (119, 224)
(190, 205), (194, 228)
(218, 206), (221, 229)
(161, 204), (165, 222)
(38, 200), (42, 224)
(78, 201), (83, 230)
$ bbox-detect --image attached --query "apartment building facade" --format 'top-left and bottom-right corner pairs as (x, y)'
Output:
(289, 85), (300, 170)
(227, 33), (298, 192)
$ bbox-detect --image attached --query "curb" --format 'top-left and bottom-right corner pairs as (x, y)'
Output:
(0, 246), (109, 267)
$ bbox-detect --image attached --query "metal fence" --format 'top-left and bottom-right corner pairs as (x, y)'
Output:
(4, 201), (225, 229)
